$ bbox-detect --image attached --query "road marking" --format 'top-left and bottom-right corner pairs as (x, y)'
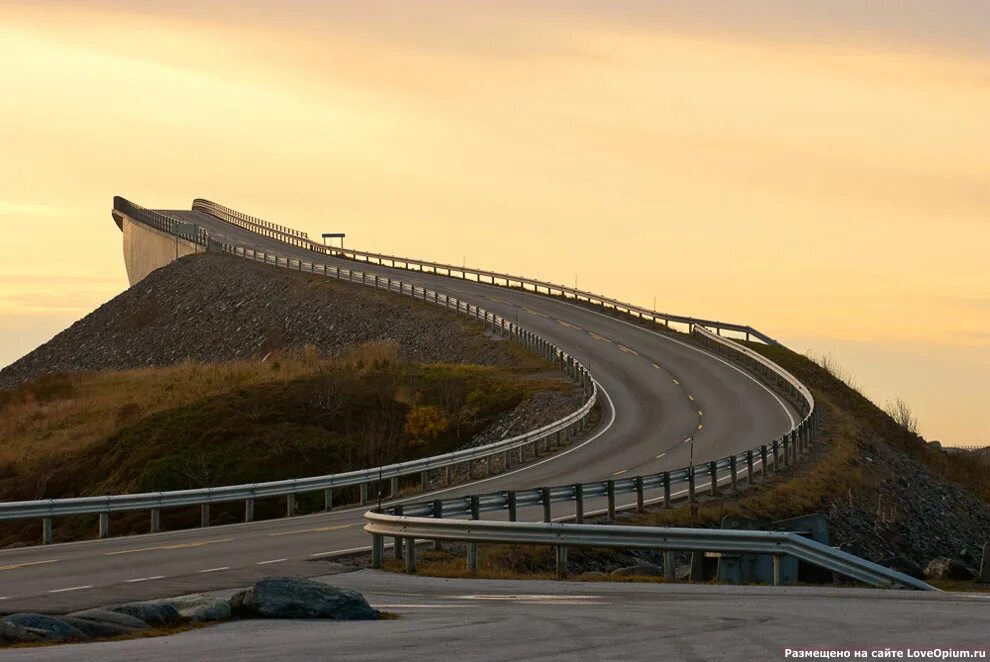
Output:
(656, 452), (666, 459)
(0, 597), (9, 601)
(652, 363), (662, 369)
(618, 344), (639, 356)
(126, 576), (165, 583)
(198, 567), (229, 574)
(456, 594), (601, 602)
(269, 524), (355, 537)
(257, 558), (288, 565)
(612, 469), (627, 476)
(523, 307), (548, 318)
(373, 604), (478, 609)
(107, 538), (234, 556)
(557, 320), (581, 331)
(672, 378), (680, 385)
(589, 332), (612, 343)
(697, 423), (704, 430)
(0, 559), (59, 571)
(687, 395), (694, 401)
(311, 545), (373, 558)
(49, 585), (92, 593)
(684, 437), (693, 444)
(698, 410), (704, 417)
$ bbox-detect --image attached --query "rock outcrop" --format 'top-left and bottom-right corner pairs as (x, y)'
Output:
(229, 577), (379, 621)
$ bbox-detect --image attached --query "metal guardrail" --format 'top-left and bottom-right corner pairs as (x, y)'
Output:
(112, 197), (211, 246)
(190, 198), (779, 344)
(192, 198), (309, 241)
(1, 209), (597, 545)
(362, 513), (935, 590)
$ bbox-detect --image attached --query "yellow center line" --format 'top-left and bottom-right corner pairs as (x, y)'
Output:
(556, 320), (582, 331)
(612, 469), (627, 476)
(269, 524), (355, 537)
(589, 332), (612, 343)
(523, 307), (549, 318)
(618, 345), (639, 356)
(106, 538), (234, 556)
(0, 559), (59, 572)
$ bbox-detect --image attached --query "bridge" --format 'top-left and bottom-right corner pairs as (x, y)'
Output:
(0, 197), (891, 614)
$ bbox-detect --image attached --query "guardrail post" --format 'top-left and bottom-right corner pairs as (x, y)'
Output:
(445, 465), (453, 485)
(663, 472), (672, 508)
(606, 480), (616, 520)
(709, 461), (719, 496)
(393, 505), (404, 560)
(729, 456), (738, 491)
(467, 542), (478, 574)
(201, 504), (210, 528)
(746, 451), (755, 484)
(360, 483), (370, 505)
(42, 517), (53, 545)
(405, 538), (417, 574)
(688, 469), (696, 505)
(542, 487), (552, 523)
(574, 484), (584, 523)
(371, 534), (384, 569)
(470, 495), (480, 521)
(507, 491), (518, 522)
(390, 477), (400, 499)
(420, 470), (429, 489)
(556, 545), (568, 579)
(772, 554), (784, 586)
(149, 508), (160, 534)
(432, 499), (443, 551)
(760, 445), (769, 480)
(771, 440), (780, 475)
(99, 512), (109, 539)
(245, 498), (255, 522)
(286, 494), (296, 517)
(635, 476), (645, 513)
(324, 488), (333, 512)
(663, 550), (676, 581)
(782, 436), (791, 468)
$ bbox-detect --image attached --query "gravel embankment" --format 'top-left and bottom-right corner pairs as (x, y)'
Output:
(0, 254), (527, 389)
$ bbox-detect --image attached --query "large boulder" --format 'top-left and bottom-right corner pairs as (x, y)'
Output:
(164, 594), (232, 622)
(3, 613), (88, 642)
(229, 577), (379, 620)
(0, 620), (44, 645)
(66, 609), (151, 630)
(105, 602), (182, 626)
(61, 616), (145, 639)
(924, 557), (976, 581)
(610, 564), (662, 578)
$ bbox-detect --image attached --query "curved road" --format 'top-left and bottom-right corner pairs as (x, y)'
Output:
(0, 207), (797, 613)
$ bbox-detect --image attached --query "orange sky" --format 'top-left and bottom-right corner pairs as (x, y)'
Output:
(0, 2), (987, 444)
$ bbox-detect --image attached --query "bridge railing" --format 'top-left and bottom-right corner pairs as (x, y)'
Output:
(190, 198), (779, 344)
(113, 197), (211, 246)
(362, 512), (934, 591)
(0, 240), (597, 545)
(192, 198), (309, 241)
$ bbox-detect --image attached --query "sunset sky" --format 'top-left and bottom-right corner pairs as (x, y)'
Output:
(1, 1), (987, 445)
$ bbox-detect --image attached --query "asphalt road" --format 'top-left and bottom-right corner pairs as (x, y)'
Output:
(0, 208), (796, 613)
(4, 571), (988, 661)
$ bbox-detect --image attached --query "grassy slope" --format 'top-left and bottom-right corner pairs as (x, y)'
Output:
(0, 342), (570, 545)
(383, 340), (990, 583)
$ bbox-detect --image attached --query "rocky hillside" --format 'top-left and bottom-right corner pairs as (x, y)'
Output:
(0, 253), (534, 389)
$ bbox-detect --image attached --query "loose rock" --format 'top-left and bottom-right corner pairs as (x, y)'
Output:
(229, 577), (379, 620)
(0, 620), (44, 644)
(3, 613), (87, 642)
(105, 602), (182, 627)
